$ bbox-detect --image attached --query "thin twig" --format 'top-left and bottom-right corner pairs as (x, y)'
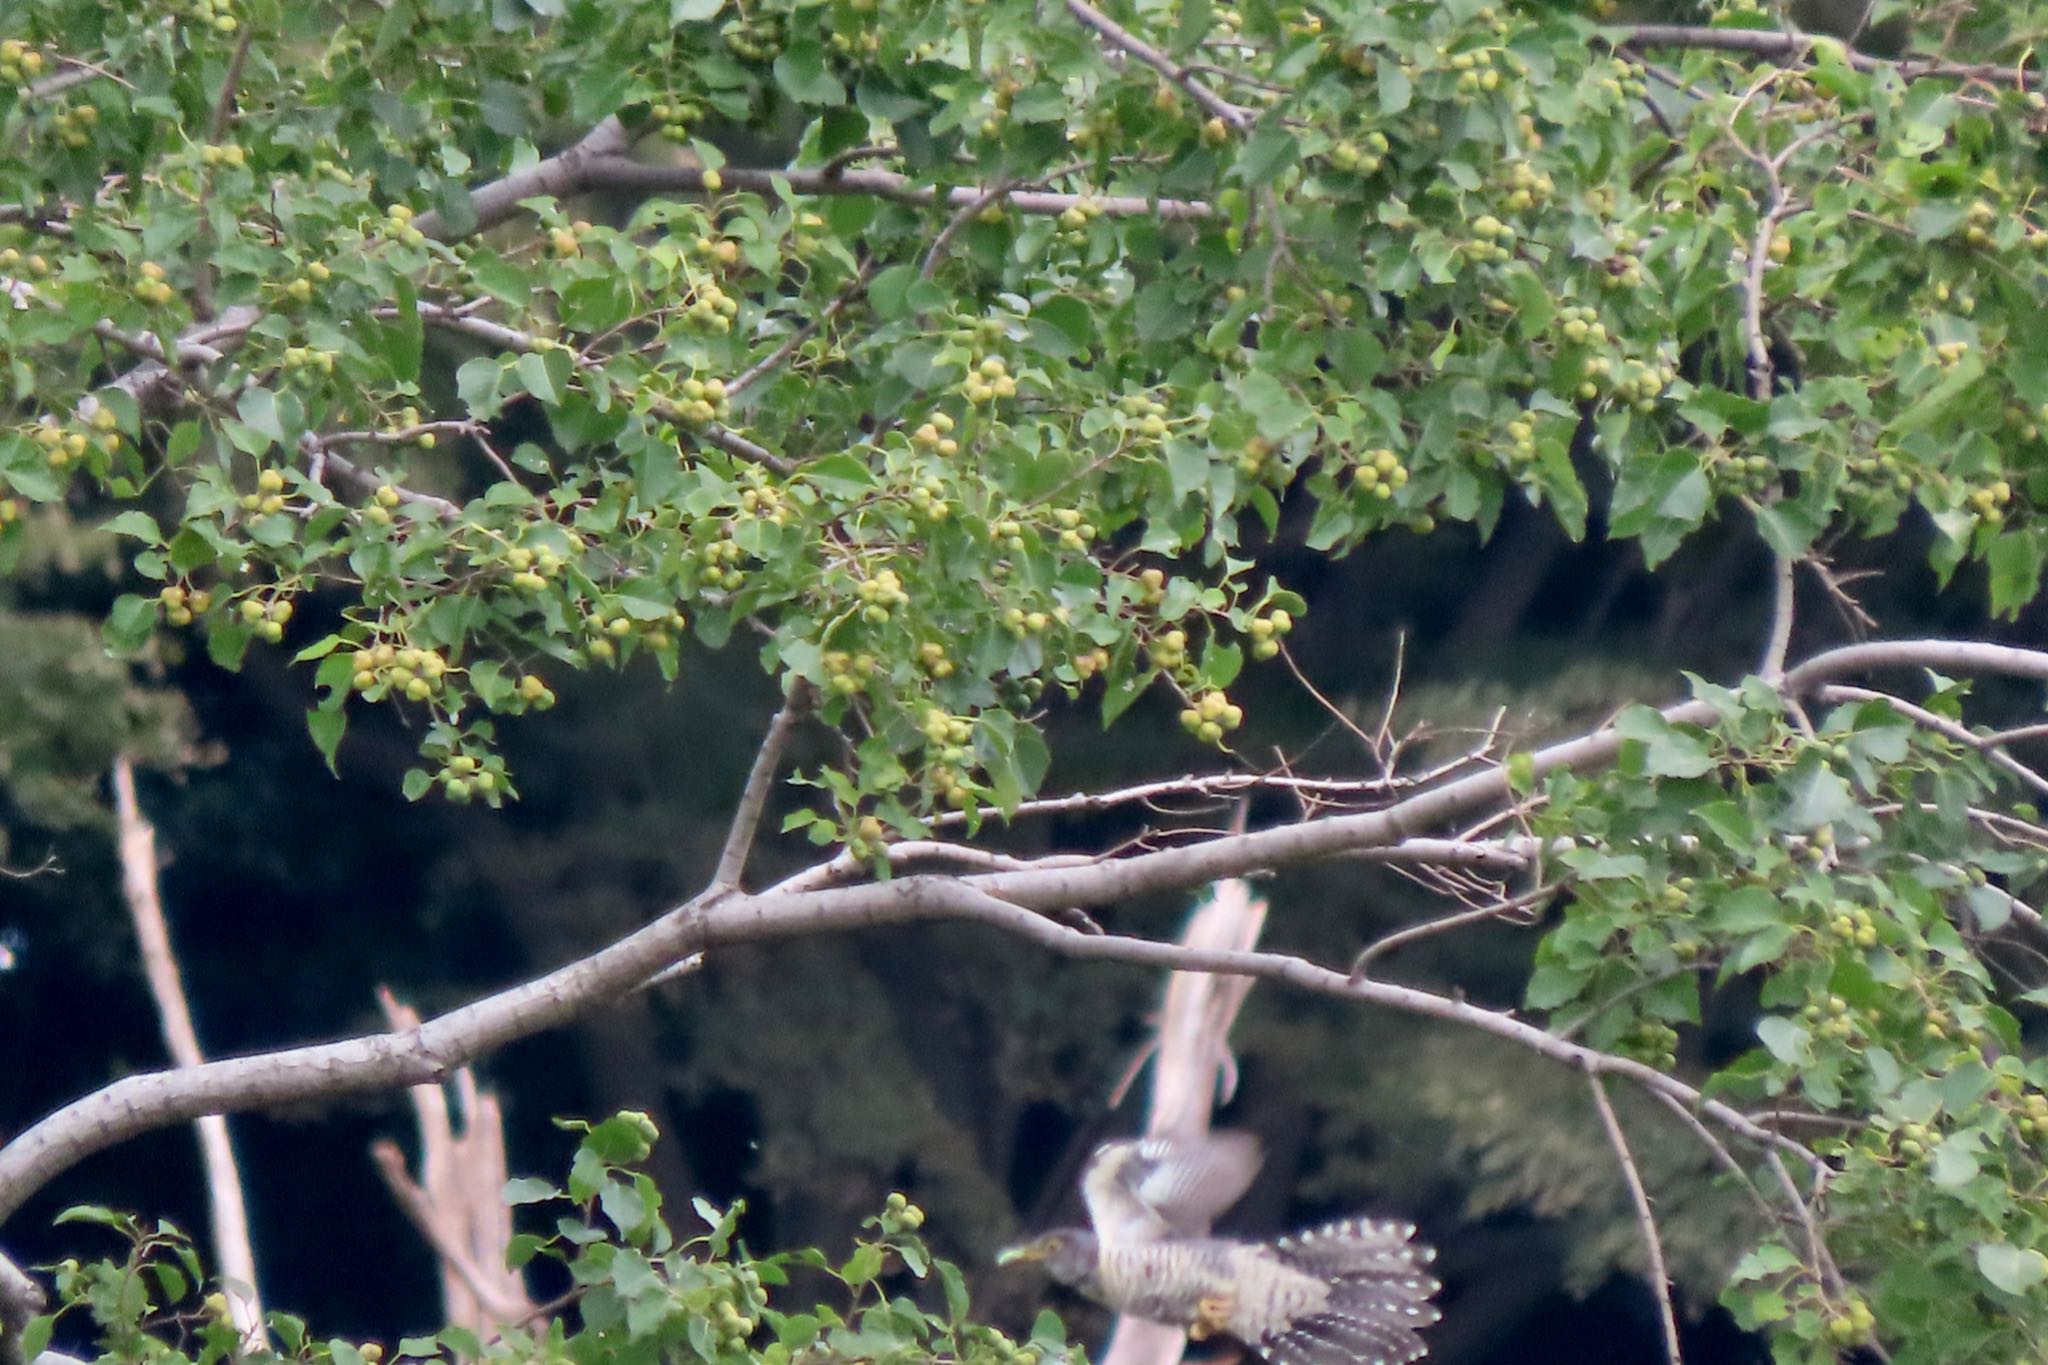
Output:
(728, 259), (878, 397)
(1349, 880), (1557, 980)
(1588, 1073), (1683, 1365)
(1815, 684), (2048, 798)
(1064, 0), (1254, 129)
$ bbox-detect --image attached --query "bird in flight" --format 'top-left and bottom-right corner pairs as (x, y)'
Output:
(999, 1133), (1439, 1365)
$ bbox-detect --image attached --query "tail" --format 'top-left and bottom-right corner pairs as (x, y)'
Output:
(1256, 1218), (1441, 1365)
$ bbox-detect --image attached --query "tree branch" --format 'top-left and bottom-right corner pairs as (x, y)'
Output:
(0, 1248), (42, 1365)
(577, 160), (1213, 224)
(1588, 1074), (1683, 1365)
(9, 639), (2045, 1224)
(1814, 684), (2048, 798)
(1064, 0), (1254, 130)
(1760, 553), (1795, 682)
(711, 687), (810, 890)
(110, 759), (266, 1344)
(1611, 22), (2044, 87)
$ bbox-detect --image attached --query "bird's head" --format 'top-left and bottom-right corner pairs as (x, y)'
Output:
(996, 1228), (1100, 1289)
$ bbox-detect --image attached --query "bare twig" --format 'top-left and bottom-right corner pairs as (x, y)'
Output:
(1349, 880), (1556, 980)
(728, 259), (879, 398)
(1588, 1074), (1683, 1365)
(1064, 0), (1255, 130)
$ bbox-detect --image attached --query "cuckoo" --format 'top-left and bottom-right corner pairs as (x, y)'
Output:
(999, 1133), (1438, 1365)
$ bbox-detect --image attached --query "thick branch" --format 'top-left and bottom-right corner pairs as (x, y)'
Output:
(7, 639), (2043, 1223)
(576, 160), (1213, 225)
(0, 1249), (42, 1365)
(1612, 23), (2044, 87)
(412, 118), (632, 242)
(111, 760), (265, 1342)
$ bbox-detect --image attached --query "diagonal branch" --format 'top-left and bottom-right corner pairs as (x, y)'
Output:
(1064, 0), (1254, 130)
(712, 686), (811, 889)
(9, 640), (2048, 1227)
(110, 758), (266, 1345)
(1588, 1073), (1683, 1365)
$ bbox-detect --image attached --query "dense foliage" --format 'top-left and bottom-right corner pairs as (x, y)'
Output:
(22, 1117), (1063, 1365)
(7, 0), (2048, 1361)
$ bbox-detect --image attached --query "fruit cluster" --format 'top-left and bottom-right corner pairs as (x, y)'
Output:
(822, 649), (878, 696)
(646, 99), (705, 146)
(363, 484), (404, 526)
(678, 279), (738, 336)
(30, 407), (120, 468)
(237, 467), (292, 517)
(434, 752), (497, 803)
(1963, 478), (2014, 527)
(961, 355), (1017, 405)
(1463, 212), (1516, 263)
(1498, 159), (1553, 213)
(132, 261), (176, 307)
(1179, 689), (1244, 746)
(1616, 1016), (1678, 1070)
(909, 411), (960, 457)
(1245, 607), (1292, 660)
(504, 543), (569, 593)
(156, 584), (215, 627)
(1353, 447), (1408, 499)
(1054, 198), (1102, 247)
(350, 641), (448, 699)
(380, 202), (426, 247)
(1118, 391), (1172, 441)
(181, 0), (240, 34)
(1326, 131), (1389, 176)
(0, 39), (45, 85)
(1827, 902), (1880, 950)
(856, 568), (909, 623)
(721, 13), (785, 62)
(670, 375), (731, 426)
(1051, 507), (1095, 552)
(52, 102), (97, 149)
(700, 532), (748, 590)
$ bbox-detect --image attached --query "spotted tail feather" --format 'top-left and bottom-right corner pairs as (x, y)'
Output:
(1259, 1219), (1440, 1365)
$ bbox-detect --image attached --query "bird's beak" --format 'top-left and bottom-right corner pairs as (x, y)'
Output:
(996, 1240), (1048, 1266)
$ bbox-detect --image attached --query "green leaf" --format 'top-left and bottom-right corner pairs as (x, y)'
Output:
(306, 706), (346, 776)
(840, 1243), (885, 1287)
(773, 42), (846, 106)
(1613, 706), (1715, 778)
(502, 1176), (558, 1205)
(1976, 1243), (2048, 1296)
(102, 510), (162, 543)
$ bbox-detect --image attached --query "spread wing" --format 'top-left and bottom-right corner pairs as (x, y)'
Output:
(1080, 1131), (1263, 1246)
